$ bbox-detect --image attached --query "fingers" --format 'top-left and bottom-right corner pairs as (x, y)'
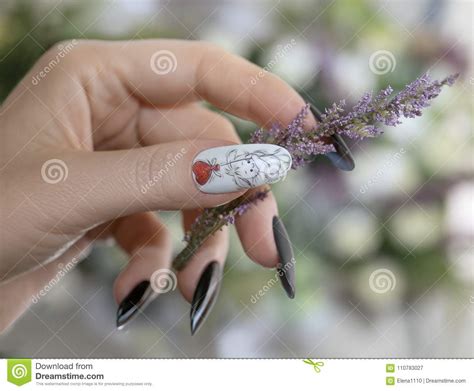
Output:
(45, 39), (315, 130)
(139, 105), (289, 297)
(139, 105), (232, 304)
(111, 39), (316, 128)
(110, 212), (173, 329)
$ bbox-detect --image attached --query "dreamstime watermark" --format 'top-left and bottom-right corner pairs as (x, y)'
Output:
(31, 257), (79, 304)
(150, 49), (178, 75)
(140, 148), (187, 194)
(11, 364), (28, 379)
(249, 259), (295, 304)
(41, 158), (68, 184)
(369, 268), (397, 294)
(150, 269), (177, 294)
(369, 49), (396, 75)
(31, 40), (78, 85)
(7, 359), (32, 386)
(250, 39), (297, 85)
(359, 147), (406, 194)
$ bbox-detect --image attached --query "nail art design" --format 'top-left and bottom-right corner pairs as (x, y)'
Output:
(192, 144), (292, 193)
(273, 216), (295, 299)
(116, 280), (155, 330)
(190, 261), (222, 335)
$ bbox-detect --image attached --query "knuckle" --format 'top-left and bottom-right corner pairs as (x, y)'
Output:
(39, 39), (102, 76)
(196, 42), (229, 80)
(133, 149), (162, 197)
(41, 39), (80, 63)
(33, 39), (85, 79)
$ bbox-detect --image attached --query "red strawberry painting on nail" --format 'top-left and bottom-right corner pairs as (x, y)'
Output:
(192, 158), (222, 185)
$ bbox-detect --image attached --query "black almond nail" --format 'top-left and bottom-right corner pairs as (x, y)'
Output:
(190, 261), (222, 335)
(273, 216), (295, 299)
(116, 280), (152, 330)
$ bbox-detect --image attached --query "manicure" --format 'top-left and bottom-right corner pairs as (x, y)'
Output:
(192, 144), (292, 193)
(190, 261), (222, 335)
(272, 216), (295, 299)
(116, 280), (154, 329)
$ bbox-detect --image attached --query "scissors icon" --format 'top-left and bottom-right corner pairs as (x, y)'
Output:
(303, 359), (324, 373)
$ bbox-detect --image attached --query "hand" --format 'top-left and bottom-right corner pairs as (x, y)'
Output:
(0, 39), (315, 333)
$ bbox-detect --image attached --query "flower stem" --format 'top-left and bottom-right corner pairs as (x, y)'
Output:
(172, 185), (271, 271)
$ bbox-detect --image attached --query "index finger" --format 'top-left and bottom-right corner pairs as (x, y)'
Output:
(86, 39), (316, 129)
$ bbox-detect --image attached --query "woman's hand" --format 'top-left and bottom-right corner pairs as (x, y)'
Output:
(0, 39), (315, 333)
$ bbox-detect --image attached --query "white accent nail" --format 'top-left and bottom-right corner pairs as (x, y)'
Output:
(192, 144), (292, 194)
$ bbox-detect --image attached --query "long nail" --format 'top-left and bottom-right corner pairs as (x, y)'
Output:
(309, 104), (355, 171)
(190, 261), (222, 335)
(273, 216), (295, 299)
(116, 280), (154, 330)
(192, 144), (292, 193)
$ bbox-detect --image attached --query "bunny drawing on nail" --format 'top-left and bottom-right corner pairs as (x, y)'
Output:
(192, 144), (292, 194)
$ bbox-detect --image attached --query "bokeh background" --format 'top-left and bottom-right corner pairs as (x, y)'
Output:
(0, 0), (472, 358)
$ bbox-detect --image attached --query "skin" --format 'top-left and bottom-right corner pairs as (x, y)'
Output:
(0, 39), (316, 333)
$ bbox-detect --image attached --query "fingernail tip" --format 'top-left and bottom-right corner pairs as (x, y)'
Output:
(116, 319), (126, 330)
(288, 284), (296, 299)
(190, 321), (198, 336)
(116, 310), (130, 330)
(114, 280), (151, 331)
(115, 308), (134, 330)
(281, 277), (296, 299)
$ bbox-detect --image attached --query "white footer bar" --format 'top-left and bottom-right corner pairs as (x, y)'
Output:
(2, 358), (472, 390)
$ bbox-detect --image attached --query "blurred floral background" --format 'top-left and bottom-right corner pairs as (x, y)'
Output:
(0, 0), (472, 358)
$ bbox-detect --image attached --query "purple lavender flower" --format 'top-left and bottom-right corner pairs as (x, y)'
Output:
(250, 73), (458, 166)
(334, 73), (458, 140)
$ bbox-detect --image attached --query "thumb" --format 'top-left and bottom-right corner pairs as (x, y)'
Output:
(40, 140), (290, 229)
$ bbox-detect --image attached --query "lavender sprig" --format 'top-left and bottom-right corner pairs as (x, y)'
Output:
(251, 73), (458, 168)
(172, 73), (457, 270)
(174, 188), (269, 270)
